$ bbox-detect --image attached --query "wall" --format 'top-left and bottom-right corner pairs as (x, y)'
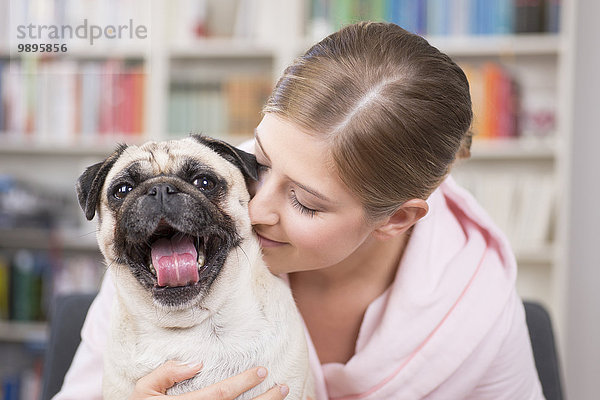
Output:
(564, 0), (600, 398)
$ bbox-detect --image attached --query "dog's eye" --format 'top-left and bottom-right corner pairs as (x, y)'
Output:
(192, 176), (216, 192)
(114, 184), (133, 200)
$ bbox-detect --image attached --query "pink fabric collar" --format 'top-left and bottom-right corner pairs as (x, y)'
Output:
(303, 175), (518, 399)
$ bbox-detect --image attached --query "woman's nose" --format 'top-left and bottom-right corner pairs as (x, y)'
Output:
(248, 177), (279, 226)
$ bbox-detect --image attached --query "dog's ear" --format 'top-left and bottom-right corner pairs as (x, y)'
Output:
(76, 144), (127, 220)
(192, 135), (259, 181)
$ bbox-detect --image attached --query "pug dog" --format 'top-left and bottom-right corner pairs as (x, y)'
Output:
(76, 135), (313, 400)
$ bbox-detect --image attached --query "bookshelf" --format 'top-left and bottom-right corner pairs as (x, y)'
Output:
(1, 0), (572, 396)
(467, 137), (556, 160)
(0, 321), (47, 343)
(0, 228), (98, 252)
(168, 38), (276, 59)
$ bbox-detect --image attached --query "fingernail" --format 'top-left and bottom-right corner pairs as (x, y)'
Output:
(279, 384), (289, 396)
(257, 367), (267, 379)
(178, 361), (203, 370)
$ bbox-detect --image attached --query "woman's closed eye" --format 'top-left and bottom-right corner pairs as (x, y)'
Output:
(257, 163), (270, 177)
(290, 190), (318, 217)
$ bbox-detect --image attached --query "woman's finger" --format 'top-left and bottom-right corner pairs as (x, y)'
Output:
(133, 360), (203, 396)
(177, 366), (269, 400)
(251, 384), (289, 400)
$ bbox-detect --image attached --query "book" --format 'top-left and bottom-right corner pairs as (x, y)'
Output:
(514, 0), (545, 33)
(10, 250), (39, 321)
(80, 62), (102, 137)
(545, 0), (561, 33)
(0, 255), (9, 320)
(464, 62), (519, 140)
(512, 173), (555, 251)
(452, 170), (555, 252)
(225, 76), (272, 136)
(131, 66), (145, 134)
(310, 0), (559, 37)
(427, 0), (449, 36)
(462, 63), (484, 138)
(2, 374), (20, 400)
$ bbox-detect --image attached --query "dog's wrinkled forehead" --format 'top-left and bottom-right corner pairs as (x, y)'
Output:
(107, 138), (238, 184)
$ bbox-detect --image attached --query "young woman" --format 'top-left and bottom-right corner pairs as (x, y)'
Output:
(55, 22), (544, 400)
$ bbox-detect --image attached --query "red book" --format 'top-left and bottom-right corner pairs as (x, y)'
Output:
(497, 68), (517, 138)
(99, 61), (117, 134)
(132, 67), (145, 135)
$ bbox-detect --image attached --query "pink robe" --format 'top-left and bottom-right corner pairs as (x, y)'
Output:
(54, 175), (544, 399)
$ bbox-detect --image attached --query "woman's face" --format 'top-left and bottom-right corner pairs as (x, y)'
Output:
(249, 114), (379, 275)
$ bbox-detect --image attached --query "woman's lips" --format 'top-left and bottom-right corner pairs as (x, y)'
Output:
(255, 232), (287, 248)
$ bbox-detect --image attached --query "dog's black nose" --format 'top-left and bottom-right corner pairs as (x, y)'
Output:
(147, 183), (179, 204)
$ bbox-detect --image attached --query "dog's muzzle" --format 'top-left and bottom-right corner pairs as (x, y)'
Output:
(114, 179), (239, 307)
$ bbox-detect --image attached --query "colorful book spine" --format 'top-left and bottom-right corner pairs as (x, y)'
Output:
(9, 250), (41, 321)
(463, 62), (519, 140)
(514, 0), (545, 33)
(0, 255), (9, 320)
(545, 0), (561, 33)
(311, 0), (559, 36)
(1, 59), (146, 141)
(168, 76), (270, 138)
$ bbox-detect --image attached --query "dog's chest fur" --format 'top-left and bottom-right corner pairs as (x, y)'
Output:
(104, 251), (311, 400)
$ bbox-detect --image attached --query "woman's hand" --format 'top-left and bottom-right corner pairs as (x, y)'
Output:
(129, 360), (289, 400)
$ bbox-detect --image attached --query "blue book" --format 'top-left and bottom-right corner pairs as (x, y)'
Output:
(494, 0), (512, 34)
(483, 0), (493, 34)
(416, 0), (427, 35)
(546, 0), (561, 33)
(2, 374), (20, 400)
(386, 0), (401, 25)
(471, 0), (487, 35)
(469, 0), (478, 34)
(427, 0), (450, 36)
(397, 0), (419, 34)
(399, 0), (427, 35)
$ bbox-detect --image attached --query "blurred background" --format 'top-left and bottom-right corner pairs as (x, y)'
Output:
(0, 0), (598, 399)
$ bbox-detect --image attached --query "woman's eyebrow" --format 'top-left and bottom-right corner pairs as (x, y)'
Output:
(254, 129), (333, 204)
(293, 180), (332, 203)
(254, 129), (271, 162)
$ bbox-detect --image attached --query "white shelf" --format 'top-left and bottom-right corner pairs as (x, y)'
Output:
(0, 133), (253, 156)
(0, 135), (149, 157)
(0, 228), (99, 252)
(469, 137), (556, 160)
(427, 34), (562, 57)
(61, 45), (149, 59)
(169, 38), (276, 59)
(0, 320), (48, 343)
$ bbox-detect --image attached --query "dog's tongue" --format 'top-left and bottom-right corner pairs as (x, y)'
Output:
(150, 236), (199, 287)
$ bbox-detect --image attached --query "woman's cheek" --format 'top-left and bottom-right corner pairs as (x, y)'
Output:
(290, 217), (349, 263)
(289, 217), (328, 251)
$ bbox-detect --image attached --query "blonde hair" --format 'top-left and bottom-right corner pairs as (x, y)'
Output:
(263, 22), (473, 220)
